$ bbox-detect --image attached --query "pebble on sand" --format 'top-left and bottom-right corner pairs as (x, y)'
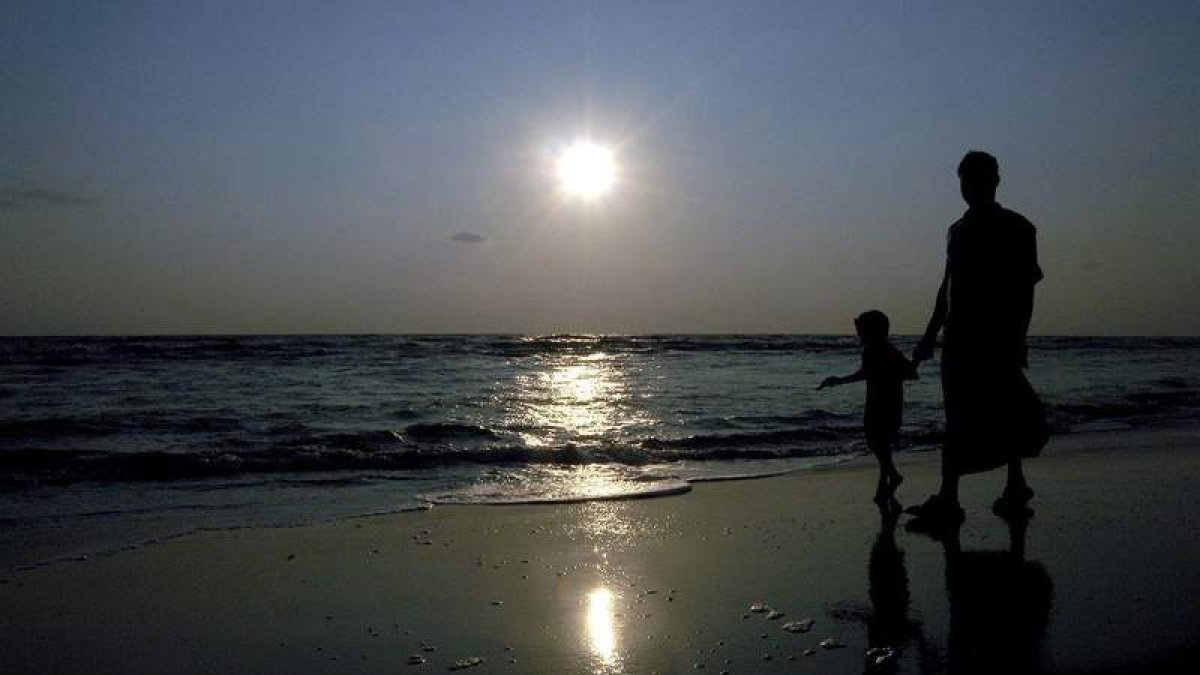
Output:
(819, 638), (846, 649)
(866, 647), (899, 666)
(450, 656), (484, 670)
(781, 619), (815, 633)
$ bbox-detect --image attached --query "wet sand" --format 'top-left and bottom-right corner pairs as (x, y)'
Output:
(2, 429), (1198, 674)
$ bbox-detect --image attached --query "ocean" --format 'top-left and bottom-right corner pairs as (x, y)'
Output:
(2, 334), (1197, 570)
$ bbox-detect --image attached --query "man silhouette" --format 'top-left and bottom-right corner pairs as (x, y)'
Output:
(908, 151), (1048, 528)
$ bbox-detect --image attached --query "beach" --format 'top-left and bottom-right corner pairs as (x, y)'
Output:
(2, 428), (1197, 674)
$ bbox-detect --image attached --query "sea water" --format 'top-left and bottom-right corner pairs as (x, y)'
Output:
(1, 335), (1197, 569)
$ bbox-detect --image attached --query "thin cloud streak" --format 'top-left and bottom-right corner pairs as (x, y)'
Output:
(0, 187), (96, 208)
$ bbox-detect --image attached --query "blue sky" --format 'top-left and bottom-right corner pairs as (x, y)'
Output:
(2, 1), (1197, 334)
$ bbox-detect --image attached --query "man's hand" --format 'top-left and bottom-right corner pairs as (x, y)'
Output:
(913, 337), (936, 364)
(817, 376), (841, 390)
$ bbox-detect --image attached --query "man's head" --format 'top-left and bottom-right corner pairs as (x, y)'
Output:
(958, 150), (1000, 208)
(855, 310), (890, 344)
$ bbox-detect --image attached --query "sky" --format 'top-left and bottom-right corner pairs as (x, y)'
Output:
(2, 0), (1197, 336)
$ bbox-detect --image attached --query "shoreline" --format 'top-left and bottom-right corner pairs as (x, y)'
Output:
(2, 424), (1197, 575)
(2, 427), (1198, 674)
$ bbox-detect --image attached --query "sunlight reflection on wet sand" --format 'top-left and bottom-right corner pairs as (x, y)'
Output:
(585, 586), (622, 672)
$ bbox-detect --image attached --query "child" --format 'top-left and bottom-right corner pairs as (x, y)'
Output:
(819, 310), (918, 504)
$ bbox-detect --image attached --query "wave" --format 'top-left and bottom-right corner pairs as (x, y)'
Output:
(2, 381), (1194, 486)
(0, 417), (122, 438)
(4, 336), (1199, 368)
(0, 423), (858, 484)
(402, 422), (500, 441)
(641, 427), (840, 451)
(0, 334), (869, 366)
(0, 412), (244, 440)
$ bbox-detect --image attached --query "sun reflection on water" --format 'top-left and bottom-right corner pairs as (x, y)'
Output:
(508, 350), (656, 451)
(539, 357), (614, 438)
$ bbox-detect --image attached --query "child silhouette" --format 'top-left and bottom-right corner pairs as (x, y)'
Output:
(820, 310), (918, 504)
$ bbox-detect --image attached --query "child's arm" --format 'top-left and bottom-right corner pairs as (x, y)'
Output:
(818, 368), (865, 389)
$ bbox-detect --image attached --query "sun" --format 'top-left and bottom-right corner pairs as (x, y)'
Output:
(557, 140), (617, 200)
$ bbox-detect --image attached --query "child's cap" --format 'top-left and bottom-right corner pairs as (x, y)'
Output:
(854, 310), (890, 337)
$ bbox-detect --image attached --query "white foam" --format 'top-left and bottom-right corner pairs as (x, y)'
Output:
(424, 464), (694, 505)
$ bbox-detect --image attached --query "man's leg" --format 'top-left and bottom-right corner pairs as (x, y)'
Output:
(994, 457), (1034, 518)
(939, 460), (960, 504)
(1006, 457), (1028, 494)
(905, 448), (964, 531)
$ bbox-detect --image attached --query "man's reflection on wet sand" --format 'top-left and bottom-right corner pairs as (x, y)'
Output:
(940, 514), (1054, 674)
(849, 505), (1054, 674)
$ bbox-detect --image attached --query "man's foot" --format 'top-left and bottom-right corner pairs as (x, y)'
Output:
(993, 485), (1035, 520)
(904, 494), (958, 516)
(904, 494), (964, 537)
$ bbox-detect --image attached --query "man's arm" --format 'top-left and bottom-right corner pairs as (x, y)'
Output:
(1013, 221), (1041, 365)
(913, 263), (948, 363)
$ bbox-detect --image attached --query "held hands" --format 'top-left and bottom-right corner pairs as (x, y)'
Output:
(912, 336), (936, 364)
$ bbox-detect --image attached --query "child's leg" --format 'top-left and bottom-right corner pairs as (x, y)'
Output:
(872, 439), (902, 499)
(874, 436), (902, 482)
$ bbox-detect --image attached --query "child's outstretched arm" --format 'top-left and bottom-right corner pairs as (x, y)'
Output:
(818, 368), (865, 389)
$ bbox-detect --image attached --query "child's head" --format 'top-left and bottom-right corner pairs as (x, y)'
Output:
(854, 310), (890, 343)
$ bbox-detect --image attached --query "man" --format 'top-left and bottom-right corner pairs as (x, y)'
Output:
(908, 151), (1048, 528)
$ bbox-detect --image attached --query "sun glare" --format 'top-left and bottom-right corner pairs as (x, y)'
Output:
(557, 140), (617, 200)
(586, 587), (620, 668)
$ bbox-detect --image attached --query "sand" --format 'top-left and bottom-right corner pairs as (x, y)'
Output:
(2, 429), (1198, 674)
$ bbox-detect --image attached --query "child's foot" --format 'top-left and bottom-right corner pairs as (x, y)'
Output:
(876, 496), (902, 522)
(874, 473), (903, 504)
(873, 482), (889, 505)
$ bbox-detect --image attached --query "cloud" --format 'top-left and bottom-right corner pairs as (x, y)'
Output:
(449, 232), (486, 244)
(0, 187), (97, 208)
